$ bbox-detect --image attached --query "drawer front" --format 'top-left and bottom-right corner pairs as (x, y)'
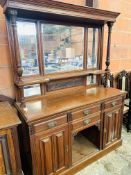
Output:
(72, 113), (101, 132)
(71, 105), (101, 121)
(33, 115), (67, 133)
(104, 98), (122, 110)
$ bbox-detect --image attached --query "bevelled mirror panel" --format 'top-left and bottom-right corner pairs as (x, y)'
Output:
(24, 84), (41, 97)
(41, 24), (84, 74)
(87, 28), (98, 69)
(17, 21), (39, 76)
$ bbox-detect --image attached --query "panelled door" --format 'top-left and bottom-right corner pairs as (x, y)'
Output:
(31, 124), (69, 175)
(103, 107), (122, 148)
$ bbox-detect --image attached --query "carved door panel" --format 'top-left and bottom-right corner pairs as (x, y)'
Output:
(103, 108), (122, 148)
(31, 124), (69, 175)
(0, 129), (17, 175)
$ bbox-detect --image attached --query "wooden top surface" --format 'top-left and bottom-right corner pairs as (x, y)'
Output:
(15, 87), (126, 124)
(0, 102), (21, 130)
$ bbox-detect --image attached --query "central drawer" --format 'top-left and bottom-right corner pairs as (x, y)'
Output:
(71, 104), (101, 121)
(71, 112), (101, 132)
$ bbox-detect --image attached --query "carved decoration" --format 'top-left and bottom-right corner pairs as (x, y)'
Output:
(47, 78), (84, 92)
(117, 70), (129, 91)
(117, 70), (128, 79)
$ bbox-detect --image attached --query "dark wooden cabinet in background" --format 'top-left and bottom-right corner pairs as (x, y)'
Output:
(0, 0), (126, 175)
(0, 102), (22, 175)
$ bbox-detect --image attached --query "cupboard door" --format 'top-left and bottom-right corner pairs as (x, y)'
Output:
(31, 124), (69, 175)
(103, 108), (122, 148)
(0, 129), (17, 175)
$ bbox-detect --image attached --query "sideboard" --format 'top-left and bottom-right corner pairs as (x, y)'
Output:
(0, 0), (126, 174)
(16, 87), (126, 175)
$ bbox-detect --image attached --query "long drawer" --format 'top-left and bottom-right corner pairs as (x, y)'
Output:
(33, 115), (67, 133)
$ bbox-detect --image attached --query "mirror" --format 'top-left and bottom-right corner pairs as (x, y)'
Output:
(42, 24), (84, 74)
(24, 84), (41, 97)
(87, 28), (98, 69)
(17, 21), (39, 76)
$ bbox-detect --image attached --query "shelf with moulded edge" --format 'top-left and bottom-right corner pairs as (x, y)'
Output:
(14, 69), (109, 87)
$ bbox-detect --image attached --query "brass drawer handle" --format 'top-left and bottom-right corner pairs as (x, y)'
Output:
(112, 102), (117, 107)
(48, 121), (57, 129)
(83, 109), (91, 115)
(83, 119), (91, 126)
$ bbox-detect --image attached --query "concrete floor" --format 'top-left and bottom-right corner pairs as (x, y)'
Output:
(76, 127), (131, 175)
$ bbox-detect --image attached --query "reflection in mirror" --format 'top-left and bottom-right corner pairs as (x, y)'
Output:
(87, 28), (98, 69)
(87, 75), (97, 85)
(24, 84), (41, 97)
(17, 21), (39, 76)
(42, 24), (84, 74)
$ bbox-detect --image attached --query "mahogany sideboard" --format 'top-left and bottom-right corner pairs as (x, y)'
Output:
(15, 87), (126, 175)
(0, 0), (125, 174)
(0, 102), (22, 175)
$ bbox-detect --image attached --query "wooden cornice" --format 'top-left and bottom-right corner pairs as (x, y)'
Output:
(0, 0), (120, 23)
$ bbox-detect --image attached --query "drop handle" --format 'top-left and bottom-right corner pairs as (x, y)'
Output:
(83, 109), (91, 115)
(48, 121), (57, 129)
(83, 119), (91, 126)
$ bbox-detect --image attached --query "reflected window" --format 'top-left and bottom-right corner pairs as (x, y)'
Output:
(24, 84), (41, 97)
(87, 28), (98, 68)
(87, 75), (97, 85)
(42, 24), (84, 74)
(17, 21), (39, 76)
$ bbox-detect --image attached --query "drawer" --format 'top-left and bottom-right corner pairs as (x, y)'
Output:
(71, 105), (101, 121)
(72, 113), (101, 132)
(33, 115), (67, 133)
(104, 98), (122, 110)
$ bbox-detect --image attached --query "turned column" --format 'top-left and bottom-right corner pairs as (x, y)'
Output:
(104, 22), (114, 87)
(8, 9), (25, 106)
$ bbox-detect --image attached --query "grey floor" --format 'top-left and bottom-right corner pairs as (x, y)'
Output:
(76, 127), (131, 175)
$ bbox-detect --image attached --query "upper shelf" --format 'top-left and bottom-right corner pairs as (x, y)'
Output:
(0, 0), (120, 24)
(15, 70), (108, 87)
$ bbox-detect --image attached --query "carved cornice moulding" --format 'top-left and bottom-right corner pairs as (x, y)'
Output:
(0, 0), (120, 23)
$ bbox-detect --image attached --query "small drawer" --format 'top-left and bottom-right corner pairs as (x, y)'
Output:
(71, 105), (100, 121)
(33, 115), (67, 133)
(72, 113), (101, 132)
(104, 98), (122, 110)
